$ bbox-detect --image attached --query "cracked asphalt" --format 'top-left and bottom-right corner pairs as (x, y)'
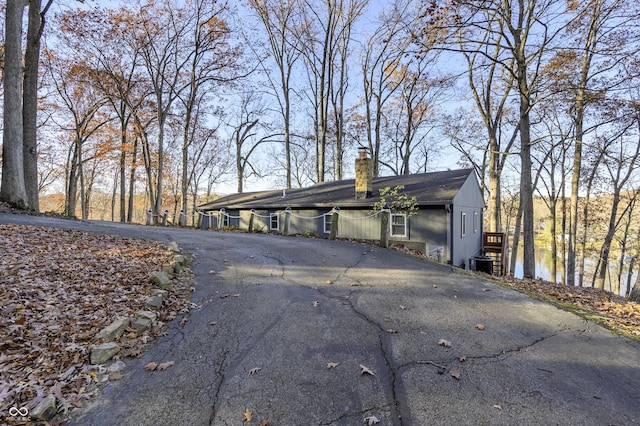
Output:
(1, 213), (639, 425)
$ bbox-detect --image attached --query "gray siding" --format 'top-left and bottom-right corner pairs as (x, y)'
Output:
(450, 174), (485, 268)
(201, 171), (485, 268)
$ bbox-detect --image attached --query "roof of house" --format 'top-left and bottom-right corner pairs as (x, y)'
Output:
(199, 169), (477, 211)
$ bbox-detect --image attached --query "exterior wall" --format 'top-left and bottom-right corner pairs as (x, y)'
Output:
(450, 174), (486, 268)
(207, 171), (485, 269)
(398, 207), (449, 259)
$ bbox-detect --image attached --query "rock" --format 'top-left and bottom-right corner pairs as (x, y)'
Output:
(134, 310), (157, 332)
(90, 342), (121, 365)
(60, 365), (78, 381)
(136, 310), (158, 322)
(167, 241), (180, 253)
(134, 317), (153, 332)
(95, 317), (130, 341)
(173, 254), (185, 265)
(150, 289), (168, 297)
(145, 295), (163, 310)
(172, 261), (183, 274)
(150, 271), (172, 289)
(30, 394), (56, 421)
(106, 360), (126, 374)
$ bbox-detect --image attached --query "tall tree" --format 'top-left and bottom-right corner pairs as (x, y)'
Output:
(247, 0), (301, 189)
(428, 0), (561, 278)
(1, 0), (29, 209)
(360, 0), (412, 177)
(177, 0), (239, 218)
(23, 0), (53, 211)
(564, 0), (635, 286)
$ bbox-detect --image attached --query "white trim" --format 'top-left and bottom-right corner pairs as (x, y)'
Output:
(323, 213), (332, 234)
(390, 213), (407, 238)
(269, 213), (279, 231)
(461, 212), (467, 237)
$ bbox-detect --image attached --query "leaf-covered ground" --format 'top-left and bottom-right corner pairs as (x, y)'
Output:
(0, 224), (194, 424)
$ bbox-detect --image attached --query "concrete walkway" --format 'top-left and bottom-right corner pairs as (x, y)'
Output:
(1, 213), (639, 425)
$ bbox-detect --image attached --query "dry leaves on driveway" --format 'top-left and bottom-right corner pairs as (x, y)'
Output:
(0, 224), (194, 420)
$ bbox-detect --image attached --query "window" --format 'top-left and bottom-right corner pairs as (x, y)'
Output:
(222, 214), (230, 227)
(461, 212), (467, 237)
(390, 214), (407, 237)
(270, 213), (279, 231)
(473, 211), (478, 233)
(323, 213), (332, 234)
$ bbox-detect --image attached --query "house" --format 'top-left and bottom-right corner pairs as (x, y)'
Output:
(198, 151), (485, 268)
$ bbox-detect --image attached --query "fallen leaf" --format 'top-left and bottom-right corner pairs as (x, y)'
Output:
(459, 355), (467, 362)
(476, 323), (486, 330)
(144, 362), (158, 371)
(383, 317), (392, 322)
(438, 339), (452, 348)
(450, 366), (461, 380)
(109, 372), (124, 380)
(312, 301), (320, 307)
(249, 367), (261, 375)
(244, 408), (253, 422)
(364, 415), (380, 425)
(386, 329), (398, 334)
(157, 361), (174, 371)
(325, 280), (333, 285)
(258, 421), (269, 426)
(359, 364), (375, 376)
(210, 321), (218, 326)
(326, 362), (339, 369)
(180, 318), (188, 326)
(399, 305), (406, 310)
(493, 404), (502, 410)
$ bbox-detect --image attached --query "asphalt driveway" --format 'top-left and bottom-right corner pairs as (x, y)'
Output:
(1, 213), (639, 425)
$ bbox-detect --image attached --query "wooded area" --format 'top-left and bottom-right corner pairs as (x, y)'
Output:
(1, 0), (639, 298)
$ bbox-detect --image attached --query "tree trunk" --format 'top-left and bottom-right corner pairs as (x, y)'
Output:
(127, 137), (138, 223)
(1, 0), (29, 209)
(119, 130), (127, 222)
(629, 279), (640, 303)
(518, 90), (535, 279)
(487, 132), (502, 232)
(509, 202), (524, 276)
(23, 0), (50, 212)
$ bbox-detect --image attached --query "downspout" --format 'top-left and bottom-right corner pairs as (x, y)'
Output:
(446, 204), (453, 265)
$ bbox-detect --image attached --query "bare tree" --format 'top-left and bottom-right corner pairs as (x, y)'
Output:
(1, 0), (29, 209)
(360, 0), (412, 177)
(247, 0), (302, 188)
(23, 0), (54, 211)
(177, 0), (240, 218)
(429, 0), (564, 278)
(564, 0), (638, 286)
(296, 0), (367, 182)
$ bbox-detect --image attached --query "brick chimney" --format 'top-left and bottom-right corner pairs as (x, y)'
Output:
(355, 147), (373, 199)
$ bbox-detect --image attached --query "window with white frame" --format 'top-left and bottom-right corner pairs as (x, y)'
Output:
(461, 212), (467, 237)
(270, 213), (279, 231)
(390, 213), (407, 237)
(323, 213), (332, 234)
(473, 211), (478, 233)
(222, 214), (230, 227)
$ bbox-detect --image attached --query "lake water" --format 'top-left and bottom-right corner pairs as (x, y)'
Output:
(511, 245), (636, 297)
